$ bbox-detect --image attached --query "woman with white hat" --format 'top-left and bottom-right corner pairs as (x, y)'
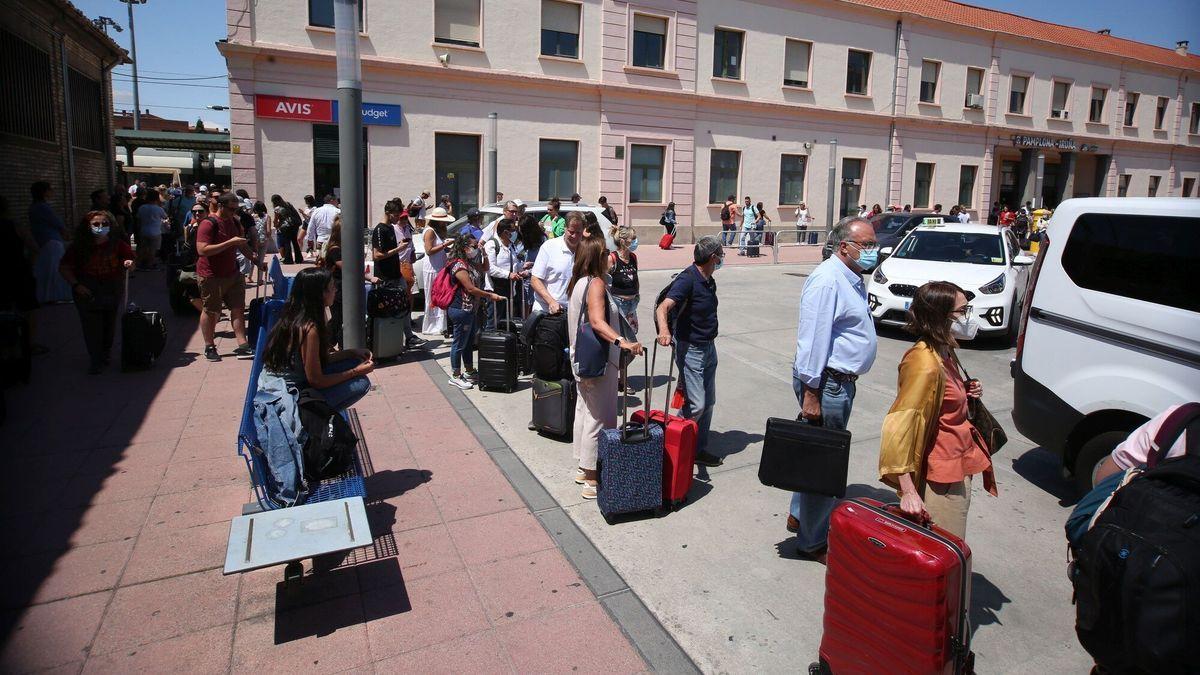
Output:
(421, 206), (454, 335)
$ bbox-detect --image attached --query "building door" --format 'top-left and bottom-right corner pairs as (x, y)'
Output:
(435, 133), (480, 215)
(839, 158), (864, 218)
(998, 160), (1019, 209)
(1042, 166), (1060, 209)
(312, 124), (369, 223)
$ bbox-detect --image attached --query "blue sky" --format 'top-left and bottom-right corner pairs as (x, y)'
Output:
(70, 0), (1200, 131)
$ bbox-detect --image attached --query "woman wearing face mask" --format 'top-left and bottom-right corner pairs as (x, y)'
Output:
(485, 219), (525, 325)
(59, 211), (135, 374)
(878, 280), (996, 540)
(608, 225), (640, 334)
(445, 233), (504, 390)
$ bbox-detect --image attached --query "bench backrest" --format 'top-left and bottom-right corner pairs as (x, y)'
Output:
(269, 256), (293, 299)
(238, 298), (286, 509)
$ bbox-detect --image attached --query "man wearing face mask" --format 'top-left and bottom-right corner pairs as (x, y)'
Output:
(656, 235), (725, 468)
(788, 216), (880, 563)
(485, 218), (526, 327)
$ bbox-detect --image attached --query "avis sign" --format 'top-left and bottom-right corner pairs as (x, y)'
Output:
(255, 95), (334, 122)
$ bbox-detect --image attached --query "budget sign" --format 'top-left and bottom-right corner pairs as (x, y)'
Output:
(254, 95), (334, 122)
(332, 101), (403, 126)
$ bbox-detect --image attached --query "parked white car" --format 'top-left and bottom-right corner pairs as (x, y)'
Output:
(410, 201), (615, 292)
(866, 222), (1033, 340)
(1011, 197), (1200, 493)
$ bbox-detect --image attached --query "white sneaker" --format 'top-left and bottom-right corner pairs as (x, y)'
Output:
(448, 375), (474, 390)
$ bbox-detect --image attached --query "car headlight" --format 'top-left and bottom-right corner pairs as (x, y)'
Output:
(872, 267), (888, 284)
(979, 273), (1006, 295)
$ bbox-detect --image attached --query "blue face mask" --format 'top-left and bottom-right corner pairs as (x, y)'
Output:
(714, 256), (724, 271)
(854, 247), (879, 271)
(508, 231), (518, 244)
(628, 238), (639, 251)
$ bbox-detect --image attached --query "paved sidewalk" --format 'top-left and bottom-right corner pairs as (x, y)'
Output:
(1, 270), (651, 674)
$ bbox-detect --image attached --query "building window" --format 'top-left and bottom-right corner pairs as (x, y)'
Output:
(1154, 96), (1169, 130)
(313, 124), (369, 213)
(1061, 213), (1199, 313)
(629, 144), (664, 203)
(1008, 74), (1029, 114)
(839, 158), (864, 218)
(958, 165), (977, 208)
(779, 154), (807, 205)
(707, 150), (739, 204)
(1117, 174), (1130, 197)
(965, 67), (984, 108)
(1183, 177), (1195, 198)
(68, 69), (104, 151)
(919, 60), (940, 103)
(914, 162), (934, 208)
(539, 139), (578, 201)
(1191, 102), (1200, 134)
(0, 29), (54, 142)
(846, 50), (871, 95)
(783, 40), (811, 88)
(434, 0), (481, 47)
(632, 14), (667, 70)
(1148, 175), (1161, 197)
(1124, 92), (1139, 127)
(540, 0), (580, 58)
(435, 133), (481, 214)
(1090, 87), (1107, 123)
(1051, 81), (1071, 119)
(308, 0), (363, 29)
(712, 28), (743, 80)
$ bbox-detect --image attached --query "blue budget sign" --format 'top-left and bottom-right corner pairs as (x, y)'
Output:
(331, 101), (402, 126)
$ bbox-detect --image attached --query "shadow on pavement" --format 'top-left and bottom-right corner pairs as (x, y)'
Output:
(364, 468), (432, 502)
(672, 478), (714, 511)
(708, 429), (764, 459)
(1011, 446), (1078, 506)
(273, 558), (408, 645)
(970, 572), (1010, 636)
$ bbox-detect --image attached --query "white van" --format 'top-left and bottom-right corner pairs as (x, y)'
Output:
(1010, 197), (1200, 493)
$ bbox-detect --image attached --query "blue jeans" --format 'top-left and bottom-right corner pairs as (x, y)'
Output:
(720, 223), (736, 246)
(316, 358), (372, 412)
(448, 306), (479, 373)
(789, 375), (856, 554)
(675, 340), (717, 455)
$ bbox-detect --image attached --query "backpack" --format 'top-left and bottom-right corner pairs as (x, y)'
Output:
(430, 265), (457, 309)
(720, 204), (731, 221)
(532, 310), (569, 380)
(652, 272), (688, 336)
(296, 389), (357, 482)
(1069, 403), (1200, 674)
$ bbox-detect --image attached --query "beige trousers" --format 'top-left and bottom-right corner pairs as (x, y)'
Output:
(572, 366), (619, 471)
(922, 475), (973, 541)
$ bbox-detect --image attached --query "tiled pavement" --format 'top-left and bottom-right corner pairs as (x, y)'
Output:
(0, 269), (654, 674)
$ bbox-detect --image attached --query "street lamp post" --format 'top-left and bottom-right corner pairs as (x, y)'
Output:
(118, 0), (147, 130)
(825, 138), (838, 233)
(334, 0), (365, 349)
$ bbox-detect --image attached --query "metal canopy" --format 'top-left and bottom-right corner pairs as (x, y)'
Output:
(115, 128), (231, 153)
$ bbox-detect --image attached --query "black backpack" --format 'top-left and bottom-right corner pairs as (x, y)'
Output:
(720, 204), (731, 221)
(297, 390), (357, 482)
(532, 310), (569, 380)
(1070, 403), (1200, 674)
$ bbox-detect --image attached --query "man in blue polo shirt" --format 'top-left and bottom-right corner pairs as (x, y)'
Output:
(655, 235), (724, 467)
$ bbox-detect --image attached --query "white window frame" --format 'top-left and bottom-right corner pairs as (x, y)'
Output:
(711, 26), (745, 81)
(627, 141), (669, 205)
(1190, 102), (1200, 135)
(845, 48), (873, 97)
(964, 66), (985, 109)
(782, 38), (813, 90)
(914, 161), (936, 209)
(539, 0), (582, 62)
(627, 9), (674, 73)
(918, 59), (941, 105)
(433, 0), (483, 50)
(1148, 175), (1161, 197)
(1089, 85), (1109, 124)
(778, 153), (809, 206)
(1117, 173), (1131, 198)
(538, 137), (580, 201)
(708, 149), (741, 205)
(1124, 91), (1140, 128)
(1154, 96), (1170, 131)
(1050, 78), (1072, 120)
(958, 164), (978, 208)
(1008, 72), (1031, 116)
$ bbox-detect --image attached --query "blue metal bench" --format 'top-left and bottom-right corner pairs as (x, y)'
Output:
(237, 298), (367, 513)
(268, 256), (293, 299)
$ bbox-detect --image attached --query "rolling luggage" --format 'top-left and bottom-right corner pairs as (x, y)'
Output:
(631, 341), (697, 509)
(121, 271), (167, 371)
(598, 359), (664, 523)
(747, 223), (762, 257)
(659, 231), (675, 250)
(370, 316), (408, 360)
(531, 376), (575, 438)
(478, 299), (520, 393)
(531, 310), (570, 380)
(814, 498), (974, 675)
(758, 417), (852, 497)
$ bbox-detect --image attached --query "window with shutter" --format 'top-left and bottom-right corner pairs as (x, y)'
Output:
(784, 40), (811, 88)
(435, 0), (481, 47)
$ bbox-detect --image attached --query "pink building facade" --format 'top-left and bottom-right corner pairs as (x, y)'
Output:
(221, 0), (1200, 241)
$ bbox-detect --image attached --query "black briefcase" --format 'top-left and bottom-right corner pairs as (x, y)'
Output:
(757, 416), (852, 497)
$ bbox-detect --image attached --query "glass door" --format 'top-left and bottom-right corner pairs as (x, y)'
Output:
(435, 133), (481, 216)
(839, 158), (864, 218)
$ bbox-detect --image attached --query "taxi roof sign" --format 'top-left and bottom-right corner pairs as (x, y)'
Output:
(921, 217), (944, 226)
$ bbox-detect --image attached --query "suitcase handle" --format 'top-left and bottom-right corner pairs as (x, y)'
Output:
(883, 502), (933, 528)
(648, 335), (680, 415)
(618, 351), (652, 443)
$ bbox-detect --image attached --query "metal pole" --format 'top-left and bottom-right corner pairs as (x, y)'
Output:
(60, 37), (77, 224)
(335, 0), (365, 349)
(125, 0), (141, 130)
(487, 112), (498, 204)
(825, 138), (838, 232)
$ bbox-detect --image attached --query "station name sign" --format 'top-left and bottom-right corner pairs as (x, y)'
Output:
(255, 94), (402, 126)
(1011, 135), (1099, 153)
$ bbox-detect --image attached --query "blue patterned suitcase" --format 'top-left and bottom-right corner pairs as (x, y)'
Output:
(597, 359), (664, 523)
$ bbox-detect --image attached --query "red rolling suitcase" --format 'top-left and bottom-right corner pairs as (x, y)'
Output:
(631, 341), (697, 509)
(659, 230), (675, 250)
(815, 498), (974, 675)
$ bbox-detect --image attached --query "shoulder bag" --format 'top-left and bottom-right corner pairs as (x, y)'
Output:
(573, 280), (613, 378)
(951, 353), (1007, 456)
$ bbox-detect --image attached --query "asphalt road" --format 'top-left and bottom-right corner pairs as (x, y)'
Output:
(431, 262), (1092, 674)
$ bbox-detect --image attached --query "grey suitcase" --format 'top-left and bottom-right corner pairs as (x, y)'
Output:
(371, 316), (407, 360)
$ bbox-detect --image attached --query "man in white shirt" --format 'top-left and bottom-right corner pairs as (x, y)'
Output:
(305, 194), (340, 254)
(795, 202), (812, 245)
(410, 191), (429, 226)
(530, 211), (582, 315)
(136, 189), (169, 270)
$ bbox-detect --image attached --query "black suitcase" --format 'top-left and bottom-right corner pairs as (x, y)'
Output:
(495, 318), (529, 376)
(757, 416), (852, 497)
(121, 306), (167, 370)
(0, 311), (32, 385)
(532, 376), (575, 439)
(532, 311), (569, 380)
(478, 321), (519, 392)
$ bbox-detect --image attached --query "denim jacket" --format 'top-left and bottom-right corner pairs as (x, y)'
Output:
(252, 370), (308, 507)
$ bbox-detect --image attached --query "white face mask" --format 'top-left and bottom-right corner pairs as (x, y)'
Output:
(950, 316), (978, 340)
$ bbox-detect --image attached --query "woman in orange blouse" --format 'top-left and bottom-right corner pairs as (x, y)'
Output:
(878, 281), (996, 540)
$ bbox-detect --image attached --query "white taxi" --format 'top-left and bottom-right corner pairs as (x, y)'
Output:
(865, 221), (1034, 340)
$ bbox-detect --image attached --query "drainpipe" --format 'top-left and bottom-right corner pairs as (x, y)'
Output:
(888, 19), (902, 207)
(59, 35), (78, 224)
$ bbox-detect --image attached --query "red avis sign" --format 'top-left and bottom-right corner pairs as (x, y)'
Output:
(254, 95), (334, 122)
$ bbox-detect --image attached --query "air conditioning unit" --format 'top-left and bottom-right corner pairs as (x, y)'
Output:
(1051, 109), (1070, 120)
(966, 94), (985, 109)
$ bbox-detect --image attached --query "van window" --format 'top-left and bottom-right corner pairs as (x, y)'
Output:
(1060, 213), (1199, 313)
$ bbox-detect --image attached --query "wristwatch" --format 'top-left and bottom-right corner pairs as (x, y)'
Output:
(612, 337), (622, 348)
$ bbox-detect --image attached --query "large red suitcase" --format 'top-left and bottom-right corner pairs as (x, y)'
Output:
(817, 498), (974, 675)
(659, 232), (675, 249)
(631, 342), (697, 508)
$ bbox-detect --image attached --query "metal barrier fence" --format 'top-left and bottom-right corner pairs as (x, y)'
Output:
(715, 227), (829, 264)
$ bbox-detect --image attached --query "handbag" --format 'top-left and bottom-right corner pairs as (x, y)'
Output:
(573, 281), (612, 378)
(758, 416), (852, 496)
(952, 354), (1008, 456)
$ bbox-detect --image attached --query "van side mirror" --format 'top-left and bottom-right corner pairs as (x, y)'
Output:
(880, 246), (894, 256)
(1013, 255), (1034, 266)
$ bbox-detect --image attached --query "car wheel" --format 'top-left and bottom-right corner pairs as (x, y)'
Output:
(1004, 297), (1020, 344)
(1073, 430), (1128, 495)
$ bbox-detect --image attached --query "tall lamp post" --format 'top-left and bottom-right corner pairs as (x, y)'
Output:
(118, 0), (147, 130)
(335, 0), (365, 349)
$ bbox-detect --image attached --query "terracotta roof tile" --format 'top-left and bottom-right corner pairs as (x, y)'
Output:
(839, 0), (1199, 71)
